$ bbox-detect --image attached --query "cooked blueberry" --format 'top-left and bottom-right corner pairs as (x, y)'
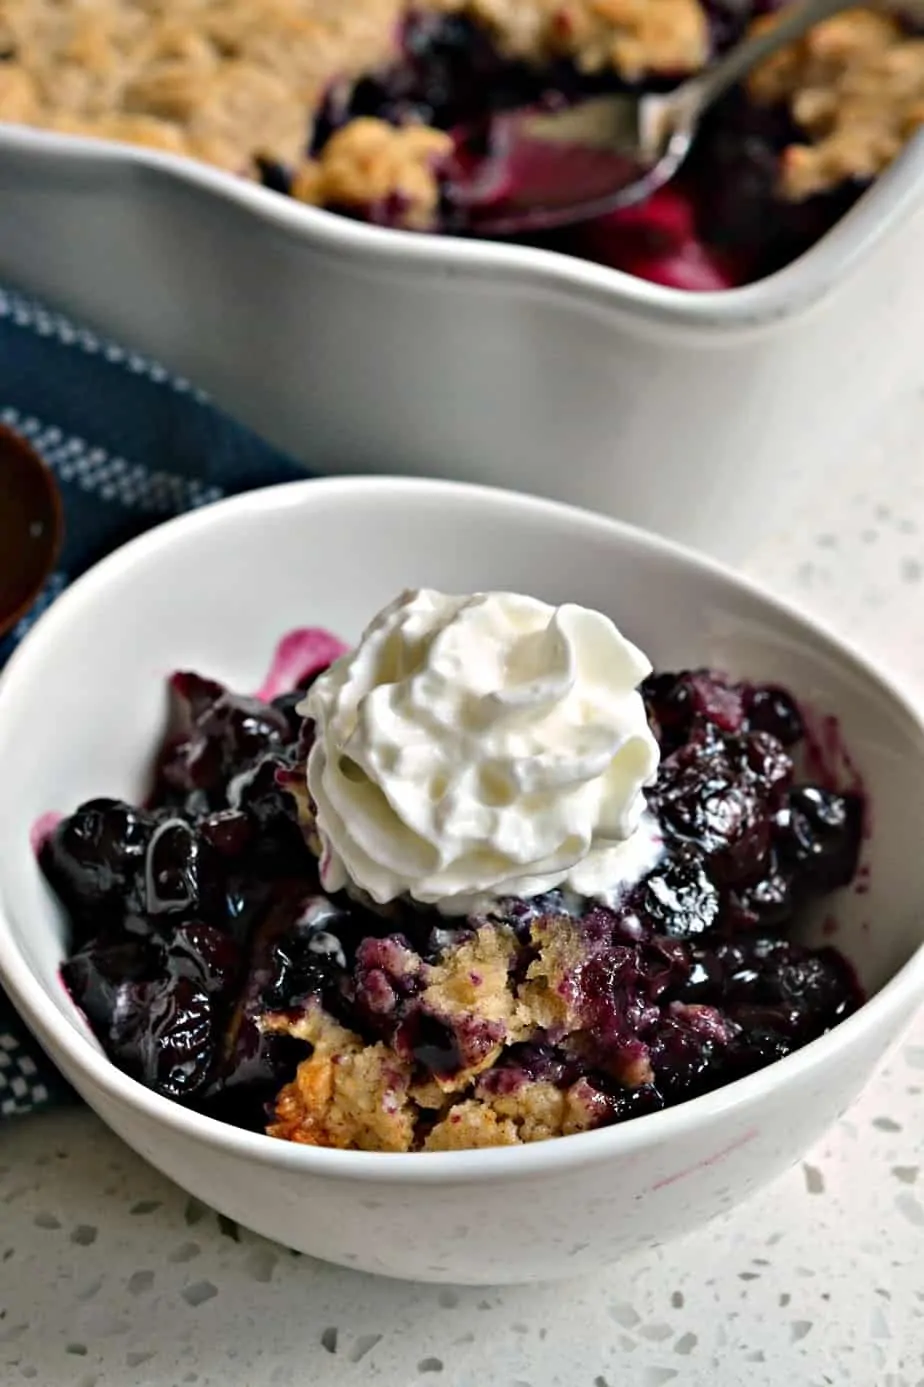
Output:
(199, 809), (254, 858)
(723, 855), (794, 932)
(316, 11), (549, 139)
(642, 670), (745, 749)
(166, 921), (241, 996)
(41, 799), (153, 941)
(62, 938), (163, 1032)
(233, 757), (314, 874)
(674, 936), (860, 1027)
(110, 976), (217, 1101)
(647, 1010), (731, 1102)
(144, 817), (224, 920)
(650, 730), (775, 885)
(745, 685), (804, 746)
(671, 937), (767, 1006)
(685, 671), (745, 733)
(728, 1019), (802, 1073)
(632, 848), (720, 938)
(777, 786), (863, 892)
(478, 1043), (576, 1092)
(270, 690), (307, 739)
(607, 1084), (667, 1124)
(642, 671), (697, 750)
(744, 731), (793, 803)
(159, 672), (292, 803)
(212, 886), (335, 1115)
(264, 906), (350, 1012)
(743, 943), (859, 1024)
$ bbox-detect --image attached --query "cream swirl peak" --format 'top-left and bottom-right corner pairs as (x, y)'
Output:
(301, 589), (662, 914)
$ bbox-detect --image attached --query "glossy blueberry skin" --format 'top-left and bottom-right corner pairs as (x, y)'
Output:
(41, 799), (153, 945)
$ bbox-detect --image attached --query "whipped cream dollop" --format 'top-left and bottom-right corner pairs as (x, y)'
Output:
(302, 589), (661, 914)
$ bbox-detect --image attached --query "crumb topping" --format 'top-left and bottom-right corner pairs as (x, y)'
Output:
(434, 0), (709, 80)
(264, 1002), (417, 1152)
(264, 994), (614, 1153)
(416, 923), (532, 1088)
(747, 9), (924, 200)
(0, 0), (407, 171)
(423, 925), (525, 1032)
(292, 117), (453, 228)
(262, 914), (648, 1151)
(518, 913), (587, 1033)
(0, 0), (918, 211)
(0, 0), (707, 179)
(424, 1078), (587, 1149)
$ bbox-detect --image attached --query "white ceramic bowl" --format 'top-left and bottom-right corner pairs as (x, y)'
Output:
(0, 477), (922, 1285)
(1, 125), (924, 564)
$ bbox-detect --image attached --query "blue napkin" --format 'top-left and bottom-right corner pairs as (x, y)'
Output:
(0, 284), (308, 1116)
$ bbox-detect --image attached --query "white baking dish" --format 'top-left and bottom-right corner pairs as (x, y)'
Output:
(1, 123), (923, 564)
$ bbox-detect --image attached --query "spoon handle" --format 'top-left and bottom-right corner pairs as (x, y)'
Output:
(671, 0), (855, 122)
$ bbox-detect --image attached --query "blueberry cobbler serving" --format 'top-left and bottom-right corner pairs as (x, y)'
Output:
(1, 2), (923, 288)
(38, 589), (866, 1153)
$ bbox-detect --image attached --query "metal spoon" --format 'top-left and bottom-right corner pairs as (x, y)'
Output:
(452, 0), (855, 235)
(0, 426), (63, 638)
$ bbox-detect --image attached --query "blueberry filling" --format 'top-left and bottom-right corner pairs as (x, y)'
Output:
(43, 653), (865, 1146)
(292, 7), (919, 289)
(1, 3), (914, 294)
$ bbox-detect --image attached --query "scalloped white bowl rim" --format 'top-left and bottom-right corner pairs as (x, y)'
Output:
(2, 120), (924, 331)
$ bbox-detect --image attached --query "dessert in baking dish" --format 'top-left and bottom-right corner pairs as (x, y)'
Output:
(0, 2), (922, 287)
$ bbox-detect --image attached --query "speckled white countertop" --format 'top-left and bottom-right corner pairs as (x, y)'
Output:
(2, 381), (924, 1387)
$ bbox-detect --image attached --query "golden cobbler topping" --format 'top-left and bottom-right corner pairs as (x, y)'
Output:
(292, 117), (453, 227)
(0, 0), (707, 184)
(260, 914), (667, 1153)
(748, 9), (924, 199)
(0, 0), (920, 221)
